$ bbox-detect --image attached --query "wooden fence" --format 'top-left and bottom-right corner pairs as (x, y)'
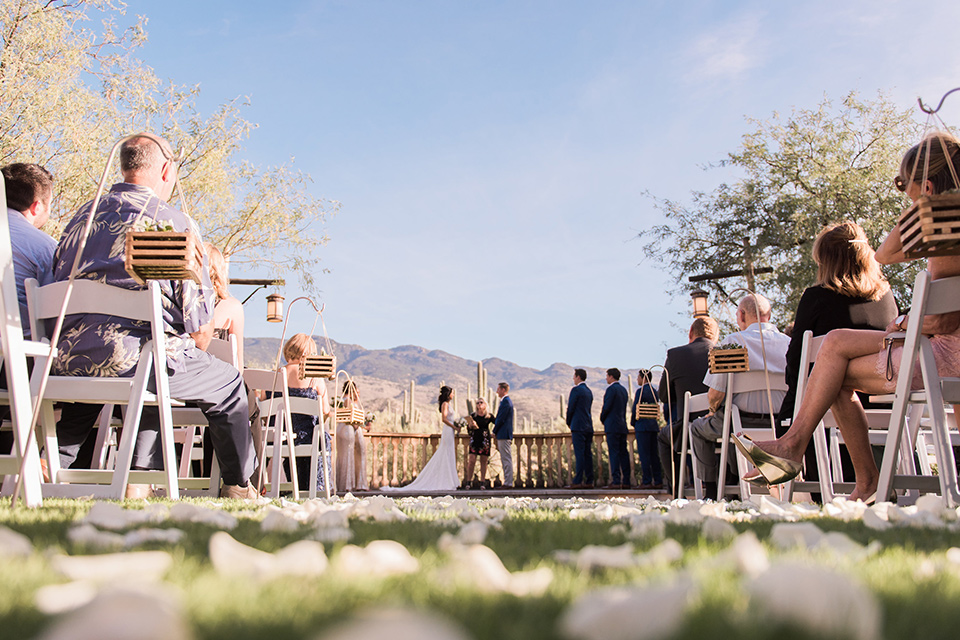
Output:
(364, 431), (647, 489)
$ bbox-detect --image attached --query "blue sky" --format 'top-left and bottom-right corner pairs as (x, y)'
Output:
(129, 0), (960, 370)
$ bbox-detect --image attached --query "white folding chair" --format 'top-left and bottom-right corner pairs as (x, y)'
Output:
(286, 394), (333, 499)
(719, 370), (788, 501)
(676, 391), (709, 499)
(0, 198), (49, 506)
(244, 367), (300, 499)
(877, 270), (960, 507)
(26, 278), (182, 499)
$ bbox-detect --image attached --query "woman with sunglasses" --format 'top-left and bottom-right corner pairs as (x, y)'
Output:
(735, 132), (960, 503)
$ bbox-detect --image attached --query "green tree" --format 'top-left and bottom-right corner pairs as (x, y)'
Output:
(641, 92), (925, 325)
(0, 0), (334, 290)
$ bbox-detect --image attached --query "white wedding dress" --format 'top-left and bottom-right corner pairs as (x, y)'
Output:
(385, 404), (460, 492)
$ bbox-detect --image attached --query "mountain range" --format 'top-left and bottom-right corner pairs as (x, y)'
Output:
(244, 337), (648, 429)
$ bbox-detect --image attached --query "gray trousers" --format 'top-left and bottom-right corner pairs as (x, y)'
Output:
(497, 439), (514, 486)
(134, 347), (255, 486)
(689, 407), (771, 486)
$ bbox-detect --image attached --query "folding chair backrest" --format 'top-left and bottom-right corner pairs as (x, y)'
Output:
(243, 367), (289, 394)
(0, 187), (44, 506)
(207, 334), (239, 369)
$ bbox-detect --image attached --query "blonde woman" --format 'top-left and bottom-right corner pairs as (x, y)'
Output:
(281, 333), (332, 492)
(737, 133), (960, 502)
(204, 242), (244, 369)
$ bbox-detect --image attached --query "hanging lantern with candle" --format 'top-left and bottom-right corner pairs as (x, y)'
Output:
(690, 288), (709, 318)
(266, 293), (284, 323)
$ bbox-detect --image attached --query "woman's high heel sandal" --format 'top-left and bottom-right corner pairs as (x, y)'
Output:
(732, 433), (802, 485)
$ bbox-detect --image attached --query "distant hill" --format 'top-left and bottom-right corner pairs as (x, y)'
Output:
(244, 337), (648, 429)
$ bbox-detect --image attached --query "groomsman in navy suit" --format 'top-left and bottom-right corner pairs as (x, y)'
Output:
(566, 368), (594, 488)
(494, 382), (514, 488)
(600, 368), (630, 489)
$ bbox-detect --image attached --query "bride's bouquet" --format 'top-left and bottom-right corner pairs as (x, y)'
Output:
(454, 417), (469, 432)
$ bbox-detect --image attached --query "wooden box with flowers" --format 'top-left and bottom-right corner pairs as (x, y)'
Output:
(124, 226), (203, 285)
(708, 344), (750, 374)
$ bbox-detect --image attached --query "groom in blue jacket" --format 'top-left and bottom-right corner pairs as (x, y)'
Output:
(566, 368), (594, 488)
(494, 382), (514, 488)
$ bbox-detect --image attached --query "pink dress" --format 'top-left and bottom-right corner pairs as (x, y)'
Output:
(877, 331), (960, 392)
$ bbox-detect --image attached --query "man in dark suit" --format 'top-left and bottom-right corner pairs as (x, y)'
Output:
(566, 368), (594, 488)
(600, 368), (630, 489)
(493, 382), (514, 488)
(657, 316), (719, 496)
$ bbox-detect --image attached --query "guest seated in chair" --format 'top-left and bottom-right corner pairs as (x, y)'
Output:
(689, 294), (789, 499)
(52, 133), (258, 499)
(737, 132), (960, 502)
(280, 333), (332, 493)
(204, 242), (244, 369)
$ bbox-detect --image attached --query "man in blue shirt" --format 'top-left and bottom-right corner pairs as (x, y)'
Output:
(2, 163), (57, 339)
(0, 163), (57, 456)
(566, 368), (594, 488)
(600, 368), (630, 489)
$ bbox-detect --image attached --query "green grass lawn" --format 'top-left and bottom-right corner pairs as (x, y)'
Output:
(2, 496), (960, 640)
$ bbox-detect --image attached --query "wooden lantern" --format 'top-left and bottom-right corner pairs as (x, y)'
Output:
(336, 405), (365, 425)
(899, 193), (960, 258)
(124, 230), (203, 284)
(299, 352), (336, 379)
(634, 403), (660, 420)
(708, 346), (750, 374)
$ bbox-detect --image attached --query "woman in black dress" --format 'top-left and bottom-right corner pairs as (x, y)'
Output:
(462, 397), (494, 489)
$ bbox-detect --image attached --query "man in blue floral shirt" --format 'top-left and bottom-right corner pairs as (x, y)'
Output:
(52, 134), (257, 499)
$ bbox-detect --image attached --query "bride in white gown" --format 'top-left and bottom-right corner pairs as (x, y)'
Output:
(385, 385), (460, 492)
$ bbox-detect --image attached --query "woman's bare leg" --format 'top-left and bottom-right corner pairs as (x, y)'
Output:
(751, 329), (887, 464)
(479, 455), (488, 484)
(465, 454), (476, 485)
(829, 389), (879, 500)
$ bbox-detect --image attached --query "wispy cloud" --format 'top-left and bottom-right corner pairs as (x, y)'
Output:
(682, 14), (766, 86)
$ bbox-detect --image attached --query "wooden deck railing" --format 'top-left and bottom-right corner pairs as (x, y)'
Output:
(365, 431), (646, 489)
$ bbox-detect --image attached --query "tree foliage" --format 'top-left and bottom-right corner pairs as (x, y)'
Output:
(0, 0), (335, 290)
(641, 92), (926, 325)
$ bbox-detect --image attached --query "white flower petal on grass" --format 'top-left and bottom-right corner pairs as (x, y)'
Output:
(353, 496), (409, 523)
(946, 547), (960, 565)
(208, 532), (326, 581)
(335, 540), (418, 577)
(314, 608), (471, 640)
(35, 585), (191, 640)
(35, 581), (98, 614)
(168, 503), (238, 530)
(768, 522), (823, 550)
(310, 527), (353, 543)
(747, 562), (881, 640)
(261, 509), (302, 533)
(482, 507), (508, 523)
(82, 503), (159, 531)
(815, 532), (880, 560)
(560, 579), (696, 640)
(51, 551), (173, 583)
(123, 528), (185, 548)
(636, 539), (684, 568)
(862, 507), (892, 531)
(311, 508), (351, 529)
(554, 543), (637, 571)
(701, 516), (737, 542)
(709, 531), (769, 577)
(0, 525), (33, 557)
(624, 514), (666, 541)
(665, 501), (705, 525)
(915, 494), (946, 516)
(67, 524), (125, 550)
(441, 544), (552, 596)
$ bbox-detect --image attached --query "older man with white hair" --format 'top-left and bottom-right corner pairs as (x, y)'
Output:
(52, 133), (258, 499)
(689, 294), (789, 499)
